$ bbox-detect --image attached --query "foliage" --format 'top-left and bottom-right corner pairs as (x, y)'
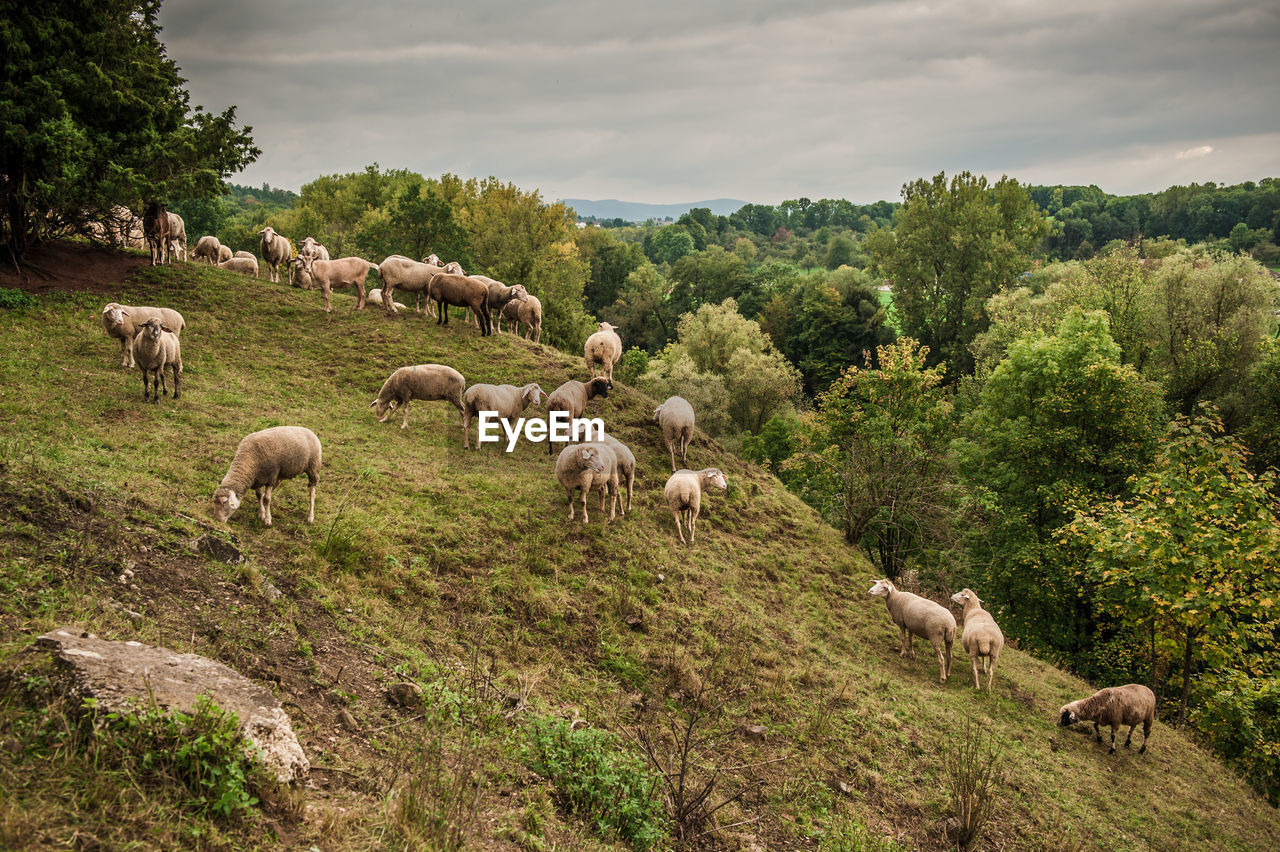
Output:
(942, 716), (1004, 849)
(865, 171), (1048, 378)
(603, 263), (677, 353)
(575, 226), (647, 313)
(0, 0), (259, 256)
(1193, 671), (1280, 805)
(644, 225), (696, 265)
(613, 346), (650, 385)
(637, 354), (733, 437)
(741, 413), (799, 478)
(522, 716), (668, 849)
(0, 288), (36, 310)
(1239, 338), (1280, 474)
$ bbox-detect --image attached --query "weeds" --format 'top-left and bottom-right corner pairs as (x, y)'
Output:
(942, 715), (1003, 849)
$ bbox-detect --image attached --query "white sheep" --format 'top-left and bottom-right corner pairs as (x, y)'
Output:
(654, 396), (696, 472)
(500, 294), (542, 342)
(233, 250), (256, 259)
(101, 302), (186, 368)
(292, 254), (376, 312)
(555, 443), (619, 523)
(461, 382), (544, 450)
(950, 588), (1004, 691)
(212, 426), (322, 527)
(132, 318), (182, 403)
(868, 579), (956, 684)
(216, 244), (233, 264)
(377, 255), (444, 315)
(258, 226), (294, 284)
(218, 256), (259, 277)
(166, 212), (187, 262)
(663, 467), (727, 544)
(298, 236), (330, 261)
(371, 364), (466, 440)
(191, 235), (221, 264)
(584, 322), (622, 385)
(600, 434), (636, 515)
(367, 288), (408, 311)
(464, 274), (527, 329)
(1059, 684), (1156, 755)
(544, 377), (611, 454)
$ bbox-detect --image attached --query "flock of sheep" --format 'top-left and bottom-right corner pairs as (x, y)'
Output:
(104, 220), (1156, 757)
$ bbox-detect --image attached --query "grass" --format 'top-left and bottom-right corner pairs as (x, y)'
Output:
(0, 255), (1277, 849)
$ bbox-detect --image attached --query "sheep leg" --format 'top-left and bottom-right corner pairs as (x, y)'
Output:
(672, 511), (686, 543)
(688, 507), (698, 543)
(986, 653), (997, 691)
(258, 487), (272, 526)
(1139, 720), (1151, 754)
(934, 640), (947, 684)
(400, 400), (411, 430)
(972, 655), (981, 689)
(580, 489), (589, 524)
(322, 283), (333, 313)
(669, 443), (677, 472)
(897, 626), (910, 657)
(567, 488), (576, 521)
(354, 282), (366, 310)
(1093, 721), (1103, 744)
(171, 363), (180, 399)
(1108, 726), (1117, 755)
(1124, 723), (1136, 748)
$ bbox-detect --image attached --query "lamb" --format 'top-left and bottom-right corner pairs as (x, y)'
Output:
(143, 201), (170, 266)
(367, 288), (408, 311)
(298, 236), (330, 261)
(1059, 684), (1155, 755)
(499, 293), (542, 342)
(600, 434), (636, 515)
(166, 212), (187, 262)
(544, 377), (611, 454)
(212, 426), (322, 527)
(461, 382), (544, 450)
(371, 364), (466, 440)
(950, 588), (1004, 691)
(191, 235), (221, 265)
(293, 254), (376, 311)
(258, 226), (294, 284)
(101, 302), (186, 368)
(868, 579), (956, 684)
(663, 468), (727, 544)
(584, 322), (623, 384)
(428, 273), (494, 334)
(653, 396), (696, 471)
(555, 443), (619, 523)
(218, 256), (259, 277)
(377, 255), (444, 314)
(132, 318), (182, 403)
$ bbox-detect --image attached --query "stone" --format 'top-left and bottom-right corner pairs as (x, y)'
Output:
(193, 534), (243, 565)
(337, 708), (359, 732)
(35, 625), (307, 783)
(738, 724), (768, 742)
(623, 613), (643, 630)
(386, 681), (422, 708)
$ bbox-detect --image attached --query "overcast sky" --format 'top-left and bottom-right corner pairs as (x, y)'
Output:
(157, 0), (1280, 206)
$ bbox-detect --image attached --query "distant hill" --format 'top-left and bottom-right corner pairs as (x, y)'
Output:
(562, 197), (749, 222)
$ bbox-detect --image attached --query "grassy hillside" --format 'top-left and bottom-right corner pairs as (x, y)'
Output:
(0, 250), (1277, 850)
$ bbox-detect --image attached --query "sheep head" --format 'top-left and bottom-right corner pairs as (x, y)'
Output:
(522, 383), (545, 406)
(371, 397), (398, 421)
(1058, 706), (1078, 726)
(577, 445), (606, 473)
(102, 304), (128, 326)
(597, 321), (618, 333)
(701, 468), (728, 492)
(951, 589), (979, 608)
(444, 261), (464, 274)
(868, 578), (895, 598)
(424, 253), (441, 265)
(212, 487), (241, 522)
(586, 377), (611, 398)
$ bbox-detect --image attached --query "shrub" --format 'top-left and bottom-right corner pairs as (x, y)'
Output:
(942, 716), (1003, 849)
(0, 288), (36, 310)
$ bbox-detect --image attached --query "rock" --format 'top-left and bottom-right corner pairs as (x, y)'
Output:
(623, 613), (643, 630)
(34, 625), (308, 783)
(261, 580), (284, 602)
(738, 724), (767, 742)
(831, 778), (854, 796)
(386, 682), (422, 708)
(337, 708), (359, 732)
(193, 534), (243, 565)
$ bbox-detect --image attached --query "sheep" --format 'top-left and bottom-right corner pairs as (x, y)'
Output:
(101, 302), (186, 368)
(258, 226), (294, 284)
(292, 254), (376, 312)
(371, 364), (466, 439)
(600, 433), (636, 515)
(584, 322), (623, 385)
(663, 467), (727, 544)
(212, 426), (322, 527)
(218, 256), (259, 277)
(653, 396), (696, 471)
(463, 274), (525, 329)
(143, 201), (170, 266)
(191, 235), (222, 265)
(166, 212), (187, 262)
(499, 293), (543, 342)
(555, 443), (619, 523)
(428, 273), (494, 335)
(377, 255), (444, 315)
(298, 236), (330, 261)
(950, 588), (1005, 691)
(422, 253), (441, 266)
(216, 244), (233, 264)
(132, 317), (182, 403)
(868, 579), (956, 684)
(544, 377), (611, 454)
(461, 382), (544, 450)
(1059, 684), (1155, 755)
(234, 250), (255, 259)
(367, 288), (408, 311)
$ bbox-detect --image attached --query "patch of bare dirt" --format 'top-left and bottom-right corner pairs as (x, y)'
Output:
(1, 240), (150, 296)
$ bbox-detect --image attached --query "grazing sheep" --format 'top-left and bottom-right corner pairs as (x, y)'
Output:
(600, 434), (636, 515)
(292, 254), (376, 311)
(500, 293), (543, 342)
(234, 250), (255, 259)
(428, 273), (494, 334)
(950, 588), (1005, 691)
(377, 255), (444, 314)
(663, 467), (727, 544)
(584, 322), (623, 384)
(654, 396), (696, 471)
(218, 256), (259, 277)
(462, 382), (544, 450)
(298, 236), (330, 261)
(367, 288), (408, 311)
(132, 318), (181, 403)
(216, 244), (233, 264)
(166, 212), (187, 262)
(191, 235), (221, 265)
(868, 579), (956, 684)
(555, 443), (619, 523)
(101, 302), (185, 368)
(544, 377), (611, 454)
(1059, 684), (1155, 755)
(143, 201), (170, 266)
(258, 226), (294, 284)
(371, 364), (466, 439)
(212, 426), (322, 527)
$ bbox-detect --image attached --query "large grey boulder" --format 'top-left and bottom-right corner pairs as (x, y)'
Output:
(35, 626), (309, 783)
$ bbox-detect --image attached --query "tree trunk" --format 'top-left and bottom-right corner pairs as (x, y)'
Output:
(1176, 627), (1198, 728)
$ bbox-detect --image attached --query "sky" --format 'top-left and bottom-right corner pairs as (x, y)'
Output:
(157, 0), (1280, 206)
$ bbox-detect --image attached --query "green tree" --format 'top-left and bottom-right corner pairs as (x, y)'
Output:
(823, 235), (857, 270)
(574, 226), (646, 314)
(865, 171), (1048, 378)
(1, 0), (259, 258)
(645, 226), (696, 265)
(602, 264), (677, 353)
(783, 270), (896, 395)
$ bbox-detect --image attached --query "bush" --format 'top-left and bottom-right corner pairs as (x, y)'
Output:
(614, 346), (650, 385)
(0, 288), (36, 310)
